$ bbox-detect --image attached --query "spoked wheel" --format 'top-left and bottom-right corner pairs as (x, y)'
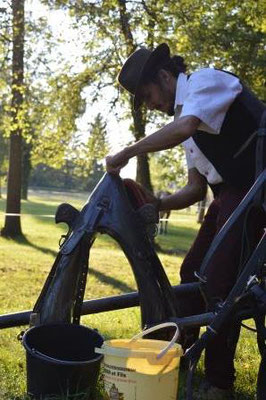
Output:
(257, 352), (266, 400)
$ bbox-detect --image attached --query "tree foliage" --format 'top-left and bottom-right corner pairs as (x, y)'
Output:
(0, 1), (96, 199)
(0, 0), (264, 209)
(0, 129), (8, 198)
(30, 70), (91, 168)
(29, 112), (109, 191)
(150, 147), (187, 192)
(68, 113), (109, 177)
(41, 0), (265, 189)
(1, 0), (25, 237)
(41, 0), (172, 190)
(43, 0), (265, 97)
(165, 0), (265, 98)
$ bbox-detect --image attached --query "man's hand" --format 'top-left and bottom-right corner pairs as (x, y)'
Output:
(105, 149), (129, 174)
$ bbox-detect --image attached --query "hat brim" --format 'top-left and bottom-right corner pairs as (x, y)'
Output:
(133, 43), (170, 111)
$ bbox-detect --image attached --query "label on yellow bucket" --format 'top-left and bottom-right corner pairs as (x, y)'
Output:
(103, 362), (137, 400)
(99, 338), (182, 400)
(102, 360), (179, 400)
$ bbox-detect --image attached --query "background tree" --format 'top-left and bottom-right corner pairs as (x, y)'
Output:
(165, 0), (265, 98)
(0, 1), (94, 220)
(1, 0), (25, 237)
(20, 12), (91, 199)
(150, 147), (187, 192)
(0, 1), (57, 233)
(30, 70), (91, 170)
(42, 0), (174, 192)
(0, 10), (10, 199)
(21, 140), (32, 199)
(70, 113), (109, 185)
(0, 129), (8, 198)
(0, 0), (264, 238)
(42, 0), (265, 194)
(29, 112), (109, 192)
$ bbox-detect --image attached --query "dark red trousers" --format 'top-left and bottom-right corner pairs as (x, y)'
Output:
(180, 184), (264, 389)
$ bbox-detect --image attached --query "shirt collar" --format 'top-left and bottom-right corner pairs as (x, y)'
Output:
(174, 72), (188, 108)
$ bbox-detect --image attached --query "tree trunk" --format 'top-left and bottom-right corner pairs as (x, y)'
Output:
(21, 140), (32, 200)
(136, 154), (153, 191)
(1, 0), (24, 237)
(118, 0), (153, 192)
(132, 106), (153, 192)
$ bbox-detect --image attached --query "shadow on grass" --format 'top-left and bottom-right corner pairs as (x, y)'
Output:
(89, 267), (135, 293)
(12, 234), (58, 258)
(12, 236), (135, 293)
(155, 224), (198, 255)
(154, 242), (187, 256)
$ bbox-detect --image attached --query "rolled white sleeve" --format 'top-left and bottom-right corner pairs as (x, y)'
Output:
(180, 69), (242, 134)
(182, 137), (223, 183)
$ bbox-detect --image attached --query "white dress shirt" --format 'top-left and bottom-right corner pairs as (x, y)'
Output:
(174, 69), (242, 184)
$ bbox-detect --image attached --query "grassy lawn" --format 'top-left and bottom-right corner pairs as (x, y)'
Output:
(0, 190), (261, 399)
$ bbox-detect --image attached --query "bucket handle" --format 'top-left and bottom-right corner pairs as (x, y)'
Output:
(130, 322), (180, 360)
(30, 348), (101, 365)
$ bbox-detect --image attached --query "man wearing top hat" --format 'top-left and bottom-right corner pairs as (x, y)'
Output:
(105, 43), (265, 399)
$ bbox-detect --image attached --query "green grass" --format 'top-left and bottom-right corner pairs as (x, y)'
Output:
(0, 190), (261, 399)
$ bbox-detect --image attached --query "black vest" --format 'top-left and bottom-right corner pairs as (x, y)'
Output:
(192, 78), (265, 189)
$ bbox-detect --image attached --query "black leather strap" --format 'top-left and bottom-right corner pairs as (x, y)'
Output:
(253, 111), (266, 210)
(256, 111), (266, 178)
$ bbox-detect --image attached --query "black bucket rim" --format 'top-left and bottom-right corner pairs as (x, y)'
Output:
(22, 323), (104, 366)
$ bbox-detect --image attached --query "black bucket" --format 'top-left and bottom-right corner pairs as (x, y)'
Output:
(22, 323), (104, 399)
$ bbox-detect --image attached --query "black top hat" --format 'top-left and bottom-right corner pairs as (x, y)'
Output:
(118, 43), (170, 111)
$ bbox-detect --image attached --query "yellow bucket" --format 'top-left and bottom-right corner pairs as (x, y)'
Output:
(96, 322), (183, 400)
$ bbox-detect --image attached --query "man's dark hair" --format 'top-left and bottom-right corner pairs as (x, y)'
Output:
(143, 55), (187, 84)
